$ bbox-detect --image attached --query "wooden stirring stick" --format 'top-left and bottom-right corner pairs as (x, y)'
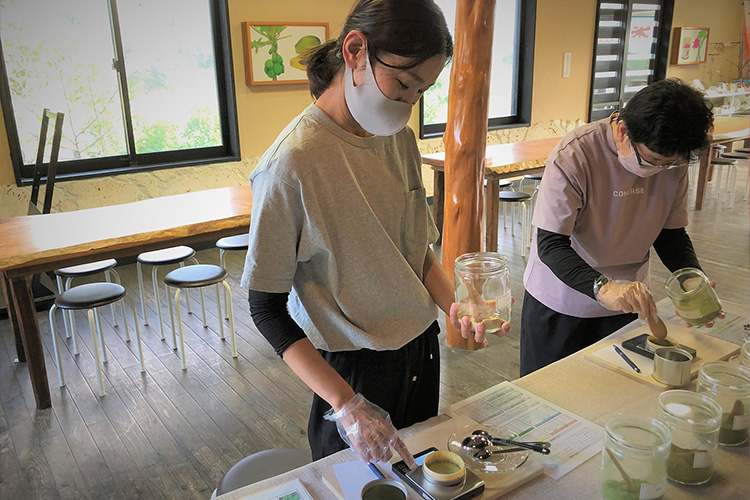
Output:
(605, 448), (636, 494)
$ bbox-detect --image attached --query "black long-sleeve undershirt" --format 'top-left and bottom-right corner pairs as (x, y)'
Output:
(537, 227), (701, 300)
(247, 289), (306, 357)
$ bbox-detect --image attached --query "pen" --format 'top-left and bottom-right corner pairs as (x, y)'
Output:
(613, 344), (641, 373)
(367, 462), (386, 480)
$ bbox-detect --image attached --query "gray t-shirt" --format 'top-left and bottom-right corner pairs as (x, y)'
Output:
(241, 104), (440, 351)
(524, 117), (689, 317)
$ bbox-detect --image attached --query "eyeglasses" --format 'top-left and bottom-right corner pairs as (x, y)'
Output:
(631, 142), (689, 169)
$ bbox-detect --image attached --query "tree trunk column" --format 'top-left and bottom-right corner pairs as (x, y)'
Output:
(442, 0), (496, 350)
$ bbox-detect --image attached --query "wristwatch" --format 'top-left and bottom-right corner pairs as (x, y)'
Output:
(593, 274), (610, 299)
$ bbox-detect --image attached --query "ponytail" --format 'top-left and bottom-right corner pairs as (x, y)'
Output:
(302, 39), (342, 99)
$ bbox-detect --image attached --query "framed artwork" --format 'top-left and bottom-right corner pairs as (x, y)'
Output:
(241, 22), (329, 85)
(669, 27), (710, 65)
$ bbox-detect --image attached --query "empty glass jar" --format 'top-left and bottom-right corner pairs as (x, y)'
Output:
(600, 414), (670, 500)
(696, 362), (750, 446)
(665, 268), (721, 326)
(657, 390), (722, 485)
(454, 252), (511, 335)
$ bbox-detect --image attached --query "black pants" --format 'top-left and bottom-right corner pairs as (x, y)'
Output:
(520, 291), (637, 377)
(308, 321), (441, 460)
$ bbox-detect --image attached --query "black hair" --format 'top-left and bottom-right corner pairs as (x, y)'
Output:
(302, 0), (453, 99)
(618, 78), (714, 161)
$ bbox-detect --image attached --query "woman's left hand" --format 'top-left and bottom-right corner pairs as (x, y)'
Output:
(449, 300), (512, 344)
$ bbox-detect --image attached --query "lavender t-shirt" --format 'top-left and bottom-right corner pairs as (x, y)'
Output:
(523, 117), (689, 318)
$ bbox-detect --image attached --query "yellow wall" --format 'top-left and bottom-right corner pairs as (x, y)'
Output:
(0, 0), (741, 212)
(666, 0), (744, 86)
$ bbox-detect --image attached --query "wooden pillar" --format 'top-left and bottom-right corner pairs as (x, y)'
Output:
(442, 0), (496, 349)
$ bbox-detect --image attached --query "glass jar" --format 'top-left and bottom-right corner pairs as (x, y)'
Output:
(696, 362), (750, 446)
(454, 252), (511, 334)
(740, 341), (749, 370)
(657, 390), (722, 485)
(600, 414), (670, 500)
(664, 268), (721, 326)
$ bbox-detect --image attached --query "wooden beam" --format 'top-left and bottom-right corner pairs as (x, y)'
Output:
(442, 0), (496, 350)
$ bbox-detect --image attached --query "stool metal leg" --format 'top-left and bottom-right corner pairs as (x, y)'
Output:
(63, 277), (80, 355)
(173, 288), (188, 370)
(220, 249), (229, 320)
(55, 275), (72, 339)
(137, 261), (148, 325)
(152, 266), (166, 341)
(88, 309), (106, 397)
(221, 280), (238, 358)
(124, 295), (146, 373)
(166, 284), (178, 350)
(188, 256), (204, 315)
(215, 283), (225, 339)
(94, 308), (107, 363)
(179, 261), (193, 315)
(48, 304), (65, 387)
(200, 287), (207, 327)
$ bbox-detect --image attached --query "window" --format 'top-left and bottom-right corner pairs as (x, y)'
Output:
(0, 0), (238, 185)
(419, 0), (536, 138)
(588, 0), (674, 121)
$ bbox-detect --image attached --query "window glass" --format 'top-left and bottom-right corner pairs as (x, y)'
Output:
(421, 0), (528, 137)
(0, 0), (127, 162)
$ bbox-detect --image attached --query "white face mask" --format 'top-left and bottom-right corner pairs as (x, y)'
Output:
(344, 50), (412, 136)
(618, 151), (662, 178)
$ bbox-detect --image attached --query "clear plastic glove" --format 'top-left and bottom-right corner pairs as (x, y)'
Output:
(448, 299), (513, 345)
(324, 393), (416, 470)
(596, 279), (656, 320)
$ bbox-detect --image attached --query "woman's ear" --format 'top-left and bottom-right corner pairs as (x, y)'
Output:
(341, 30), (367, 70)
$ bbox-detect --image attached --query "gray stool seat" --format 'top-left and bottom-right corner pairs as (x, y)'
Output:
(137, 245), (196, 265)
(710, 157), (738, 165)
(721, 151), (749, 160)
(164, 264), (227, 288)
(55, 282), (125, 309)
(55, 259), (117, 278)
(216, 234), (249, 251)
(497, 191), (532, 202)
(49, 283), (143, 396)
(523, 173), (543, 181)
(498, 179), (512, 188)
(216, 449), (312, 495)
(734, 147), (749, 154)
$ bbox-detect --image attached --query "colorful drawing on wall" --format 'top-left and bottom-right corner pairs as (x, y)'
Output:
(669, 27), (710, 65)
(241, 22), (329, 85)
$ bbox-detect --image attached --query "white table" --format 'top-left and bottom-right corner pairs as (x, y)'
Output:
(216, 307), (749, 500)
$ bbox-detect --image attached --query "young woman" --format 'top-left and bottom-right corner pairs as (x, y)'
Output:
(241, 0), (509, 467)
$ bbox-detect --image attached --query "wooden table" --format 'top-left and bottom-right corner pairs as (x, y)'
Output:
(0, 186), (253, 409)
(217, 309), (748, 500)
(421, 137), (560, 251)
(694, 116), (749, 210)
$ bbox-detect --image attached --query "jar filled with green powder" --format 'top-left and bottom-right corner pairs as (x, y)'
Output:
(696, 362), (749, 446)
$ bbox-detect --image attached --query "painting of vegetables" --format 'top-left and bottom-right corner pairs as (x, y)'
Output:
(241, 22), (329, 85)
(670, 27), (710, 66)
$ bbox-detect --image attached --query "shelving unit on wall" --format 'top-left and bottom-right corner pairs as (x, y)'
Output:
(706, 89), (750, 117)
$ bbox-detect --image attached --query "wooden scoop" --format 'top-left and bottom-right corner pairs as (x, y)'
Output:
(647, 314), (668, 340)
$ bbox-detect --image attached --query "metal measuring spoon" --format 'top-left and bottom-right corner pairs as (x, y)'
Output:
(464, 429), (551, 455)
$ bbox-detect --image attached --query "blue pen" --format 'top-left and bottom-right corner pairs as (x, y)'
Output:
(613, 344), (641, 373)
(367, 462), (386, 479)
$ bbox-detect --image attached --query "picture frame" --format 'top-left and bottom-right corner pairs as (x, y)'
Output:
(669, 27), (710, 65)
(241, 22), (329, 85)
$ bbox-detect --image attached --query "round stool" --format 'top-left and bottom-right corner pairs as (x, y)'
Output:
(137, 246), (202, 346)
(216, 233), (249, 319)
(721, 151), (749, 206)
(54, 258), (122, 349)
(710, 157), (738, 205)
(49, 282), (144, 396)
(214, 449), (312, 497)
(519, 173), (543, 193)
(498, 191), (532, 257)
(164, 264), (237, 370)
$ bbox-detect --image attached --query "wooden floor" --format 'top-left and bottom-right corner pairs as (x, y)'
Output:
(1, 168), (748, 499)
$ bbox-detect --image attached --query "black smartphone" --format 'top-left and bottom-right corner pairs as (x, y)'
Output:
(621, 333), (697, 360)
(392, 447), (485, 500)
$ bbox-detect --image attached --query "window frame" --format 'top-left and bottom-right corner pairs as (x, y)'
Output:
(0, 0), (240, 187)
(587, 0), (674, 122)
(419, 0), (536, 139)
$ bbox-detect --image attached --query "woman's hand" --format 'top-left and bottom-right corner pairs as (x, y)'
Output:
(449, 299), (512, 345)
(324, 393), (417, 470)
